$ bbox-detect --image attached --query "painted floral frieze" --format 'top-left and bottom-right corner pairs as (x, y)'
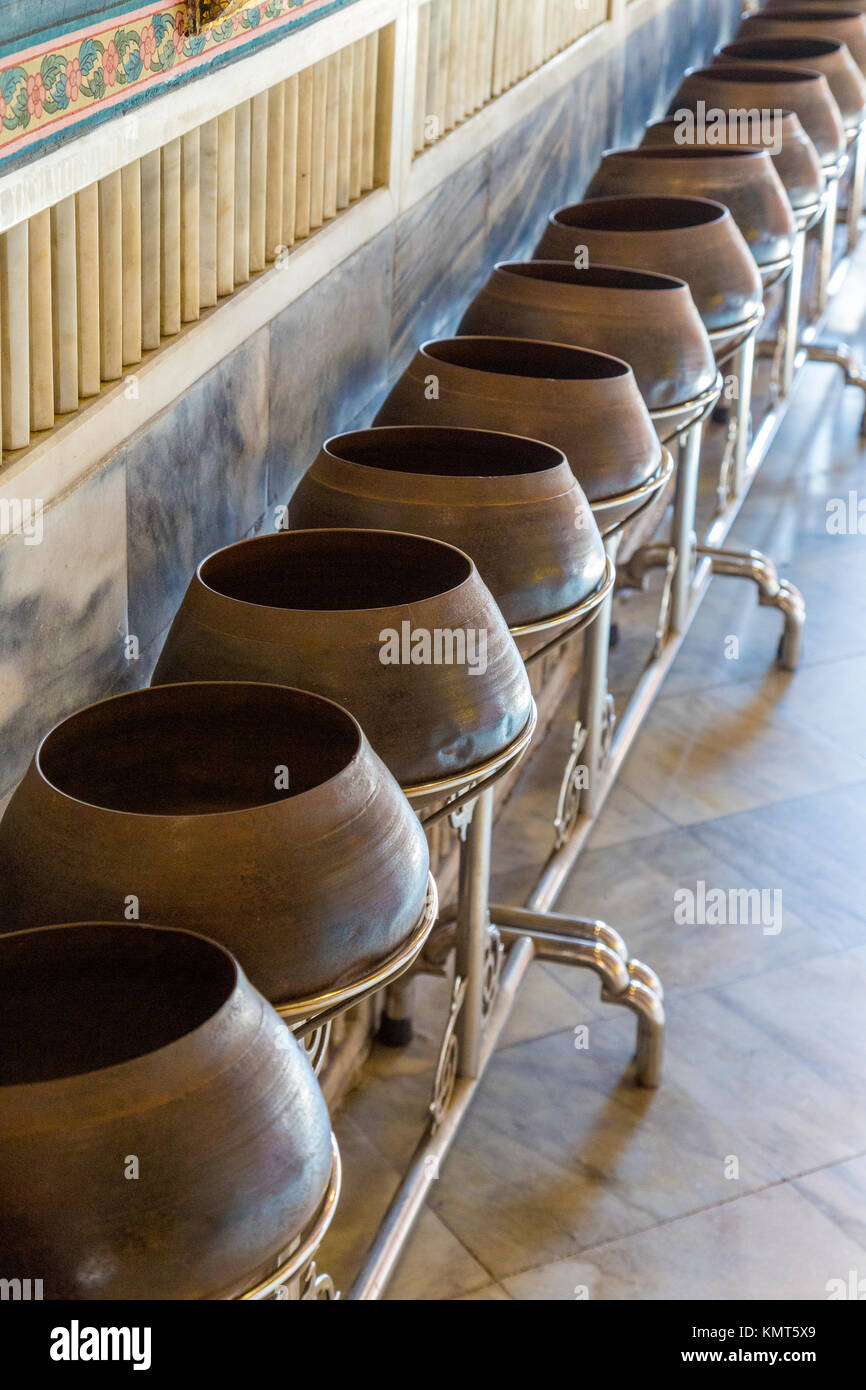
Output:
(0, 0), (343, 162)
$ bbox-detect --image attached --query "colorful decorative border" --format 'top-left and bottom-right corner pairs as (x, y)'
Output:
(0, 0), (350, 163)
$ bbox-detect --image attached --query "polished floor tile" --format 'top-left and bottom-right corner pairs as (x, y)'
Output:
(500, 1181), (866, 1301)
(317, 1115), (493, 1301)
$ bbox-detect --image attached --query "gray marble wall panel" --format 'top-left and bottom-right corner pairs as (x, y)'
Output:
(0, 456), (128, 796)
(487, 85), (576, 268)
(390, 153), (491, 382)
(124, 328), (270, 661)
(615, 0), (740, 150)
(267, 227), (395, 508)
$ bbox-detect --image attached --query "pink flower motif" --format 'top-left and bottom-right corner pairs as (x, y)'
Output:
(172, 13), (186, 55)
(65, 57), (82, 101)
(139, 24), (158, 67)
(102, 39), (119, 88)
(26, 73), (46, 119)
(0, 93), (6, 123)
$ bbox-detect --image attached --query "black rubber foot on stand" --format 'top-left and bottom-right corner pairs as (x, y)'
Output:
(711, 403), (731, 425)
(377, 1014), (414, 1047)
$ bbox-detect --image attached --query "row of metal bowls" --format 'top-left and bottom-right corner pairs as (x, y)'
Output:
(3, 4), (862, 1299)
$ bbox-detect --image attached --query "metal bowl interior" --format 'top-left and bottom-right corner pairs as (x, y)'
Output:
(549, 192), (730, 231)
(199, 525), (475, 614)
(38, 680), (362, 816)
(0, 921), (236, 1084)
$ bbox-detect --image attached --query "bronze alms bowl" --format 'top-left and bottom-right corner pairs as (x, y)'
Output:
(584, 147), (797, 270)
(534, 195), (764, 350)
(0, 921), (333, 1299)
(640, 112), (825, 215)
(716, 35), (866, 130)
(290, 426), (607, 630)
(0, 682), (430, 1004)
(739, 9), (866, 75)
(671, 64), (847, 167)
(458, 261), (718, 443)
(152, 528), (534, 794)
(374, 335), (667, 532)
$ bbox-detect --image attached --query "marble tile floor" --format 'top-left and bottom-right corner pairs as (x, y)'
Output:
(317, 248), (866, 1301)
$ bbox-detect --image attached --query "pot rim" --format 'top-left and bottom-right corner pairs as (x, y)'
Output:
(548, 193), (732, 232)
(647, 110), (803, 125)
(684, 60), (828, 83)
(418, 333), (633, 380)
(494, 259), (690, 292)
(322, 422), (572, 479)
(33, 679), (368, 820)
(720, 35), (845, 57)
(0, 920), (244, 1095)
(600, 144), (771, 165)
(196, 526), (481, 614)
(746, 9), (864, 21)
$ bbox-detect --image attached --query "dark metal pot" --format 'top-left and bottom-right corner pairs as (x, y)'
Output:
(715, 36), (866, 129)
(0, 921), (333, 1299)
(640, 113), (825, 214)
(670, 64), (847, 166)
(458, 261), (718, 443)
(0, 683), (430, 1004)
(152, 528), (534, 792)
(739, 10), (866, 75)
(374, 335), (666, 532)
(534, 195), (764, 343)
(289, 426), (607, 630)
(584, 147), (797, 269)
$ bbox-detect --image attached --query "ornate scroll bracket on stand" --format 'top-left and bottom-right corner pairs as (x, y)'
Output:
(297, 1263), (339, 1301)
(297, 1019), (333, 1077)
(553, 719), (587, 851)
(430, 974), (467, 1133)
(552, 693), (615, 850)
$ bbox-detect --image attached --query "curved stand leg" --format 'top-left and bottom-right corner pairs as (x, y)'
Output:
(601, 978), (665, 1090)
(695, 545), (805, 671)
(804, 342), (866, 437)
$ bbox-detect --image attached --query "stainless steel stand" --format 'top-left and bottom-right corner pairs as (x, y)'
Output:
(844, 123), (866, 253)
(818, 160), (845, 313)
(328, 120), (866, 1307)
(348, 579), (666, 1301)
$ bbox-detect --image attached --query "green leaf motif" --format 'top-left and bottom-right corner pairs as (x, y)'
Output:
(82, 67), (106, 101)
(152, 13), (173, 45)
(78, 38), (102, 77)
(0, 65), (26, 103)
(11, 85), (30, 129)
(41, 53), (65, 88)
